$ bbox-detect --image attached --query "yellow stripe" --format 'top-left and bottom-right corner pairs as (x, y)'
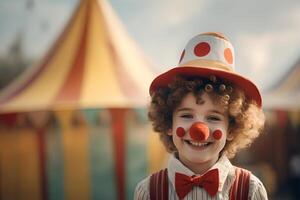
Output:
(0, 128), (41, 199)
(0, 129), (19, 199)
(101, 0), (154, 104)
(80, 0), (129, 107)
(18, 128), (41, 200)
(3, 0), (88, 112)
(56, 110), (91, 200)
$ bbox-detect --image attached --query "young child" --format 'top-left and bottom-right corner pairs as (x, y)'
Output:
(134, 32), (268, 200)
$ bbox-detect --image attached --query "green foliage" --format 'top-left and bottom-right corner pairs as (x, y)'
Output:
(0, 32), (32, 90)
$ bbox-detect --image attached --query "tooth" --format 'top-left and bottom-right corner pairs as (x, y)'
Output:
(189, 141), (208, 147)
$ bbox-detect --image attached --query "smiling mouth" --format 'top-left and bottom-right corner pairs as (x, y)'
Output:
(184, 139), (212, 148)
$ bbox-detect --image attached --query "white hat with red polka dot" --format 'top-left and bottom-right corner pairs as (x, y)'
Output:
(149, 32), (262, 107)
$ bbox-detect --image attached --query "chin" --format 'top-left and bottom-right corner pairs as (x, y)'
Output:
(187, 156), (213, 164)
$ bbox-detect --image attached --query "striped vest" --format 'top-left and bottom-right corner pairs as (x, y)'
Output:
(150, 167), (250, 200)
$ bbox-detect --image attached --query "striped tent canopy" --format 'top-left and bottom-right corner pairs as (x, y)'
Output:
(263, 58), (300, 110)
(0, 0), (154, 113)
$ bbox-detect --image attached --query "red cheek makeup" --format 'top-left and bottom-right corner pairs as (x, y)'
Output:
(176, 127), (186, 137)
(212, 129), (223, 140)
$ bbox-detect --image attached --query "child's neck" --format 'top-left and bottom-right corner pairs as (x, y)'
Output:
(176, 153), (219, 175)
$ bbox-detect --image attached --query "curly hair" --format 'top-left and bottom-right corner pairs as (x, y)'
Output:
(148, 75), (265, 159)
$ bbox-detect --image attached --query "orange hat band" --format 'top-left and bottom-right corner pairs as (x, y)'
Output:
(179, 59), (234, 72)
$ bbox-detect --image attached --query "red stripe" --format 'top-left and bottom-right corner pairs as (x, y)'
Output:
(110, 109), (126, 200)
(238, 169), (244, 199)
(241, 173), (246, 199)
(230, 167), (250, 200)
(37, 128), (48, 200)
(0, 0), (84, 106)
(150, 172), (156, 200)
(54, 0), (90, 103)
(158, 170), (163, 199)
(242, 170), (250, 199)
(0, 113), (18, 127)
(106, 41), (144, 102)
(155, 170), (159, 200)
(163, 169), (168, 200)
(230, 168), (240, 200)
(160, 170), (165, 199)
(150, 169), (169, 200)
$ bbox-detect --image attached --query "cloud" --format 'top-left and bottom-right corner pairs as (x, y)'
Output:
(0, 0), (78, 58)
(149, 0), (207, 27)
(123, 0), (300, 89)
(236, 27), (300, 89)
(23, 0), (78, 58)
(0, 1), (27, 55)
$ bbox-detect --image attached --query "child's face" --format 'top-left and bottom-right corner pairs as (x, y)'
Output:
(169, 92), (229, 168)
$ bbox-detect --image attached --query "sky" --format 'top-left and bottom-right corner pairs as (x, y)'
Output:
(0, 0), (300, 92)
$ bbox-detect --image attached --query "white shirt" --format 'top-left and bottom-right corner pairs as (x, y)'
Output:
(134, 154), (268, 200)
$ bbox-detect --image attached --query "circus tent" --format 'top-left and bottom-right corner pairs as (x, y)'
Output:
(263, 58), (300, 110)
(0, 0), (154, 112)
(255, 57), (300, 195)
(0, 0), (167, 199)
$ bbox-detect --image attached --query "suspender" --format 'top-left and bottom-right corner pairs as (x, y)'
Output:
(150, 168), (168, 200)
(229, 167), (250, 200)
(150, 167), (250, 200)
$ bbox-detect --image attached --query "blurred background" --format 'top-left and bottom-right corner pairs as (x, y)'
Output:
(0, 0), (299, 199)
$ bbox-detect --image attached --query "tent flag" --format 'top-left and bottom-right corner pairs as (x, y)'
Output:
(82, 108), (101, 126)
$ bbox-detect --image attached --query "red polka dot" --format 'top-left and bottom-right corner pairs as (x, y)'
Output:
(194, 42), (210, 57)
(224, 48), (233, 64)
(179, 50), (185, 63)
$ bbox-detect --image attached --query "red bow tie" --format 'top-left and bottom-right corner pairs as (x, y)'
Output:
(175, 168), (219, 199)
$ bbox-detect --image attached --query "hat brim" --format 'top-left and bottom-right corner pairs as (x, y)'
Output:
(149, 66), (262, 107)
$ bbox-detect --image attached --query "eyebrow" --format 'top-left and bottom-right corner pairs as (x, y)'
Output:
(175, 108), (225, 115)
(208, 109), (226, 116)
(175, 107), (193, 113)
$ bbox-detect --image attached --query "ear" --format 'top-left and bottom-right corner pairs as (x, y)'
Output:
(167, 128), (173, 136)
(226, 132), (234, 141)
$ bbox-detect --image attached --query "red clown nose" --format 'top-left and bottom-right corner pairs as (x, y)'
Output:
(189, 122), (209, 141)
(212, 129), (223, 140)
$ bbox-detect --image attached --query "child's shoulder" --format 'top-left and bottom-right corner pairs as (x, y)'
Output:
(228, 166), (268, 199)
(134, 175), (151, 200)
(248, 172), (268, 198)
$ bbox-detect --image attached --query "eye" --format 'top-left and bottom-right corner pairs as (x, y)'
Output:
(207, 115), (221, 121)
(180, 114), (193, 119)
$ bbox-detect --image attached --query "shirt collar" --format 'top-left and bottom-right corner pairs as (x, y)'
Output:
(167, 154), (233, 192)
